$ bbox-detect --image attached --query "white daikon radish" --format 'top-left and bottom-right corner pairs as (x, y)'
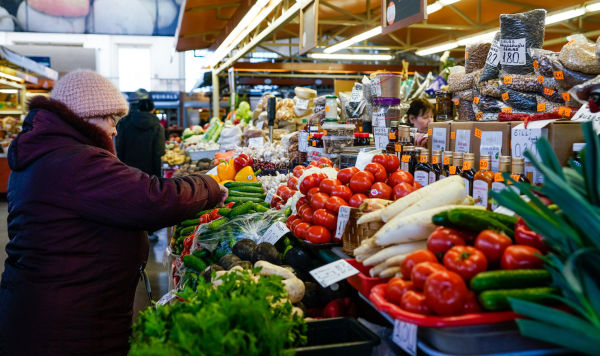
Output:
(353, 237), (377, 255)
(363, 240), (427, 266)
(384, 253), (408, 268)
(380, 175), (464, 222)
(369, 253), (408, 277)
(375, 205), (485, 246)
(356, 210), (382, 225)
(379, 266), (402, 278)
(355, 247), (383, 262)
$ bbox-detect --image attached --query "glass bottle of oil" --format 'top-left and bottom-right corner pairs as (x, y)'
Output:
(395, 125), (412, 159)
(491, 156), (512, 210)
(386, 121), (399, 154)
(400, 146), (416, 174)
(429, 150), (443, 184)
(450, 152), (463, 176)
(414, 150), (432, 187)
(473, 154), (495, 209)
(460, 153), (476, 196)
(510, 157), (530, 184)
(440, 151), (453, 179)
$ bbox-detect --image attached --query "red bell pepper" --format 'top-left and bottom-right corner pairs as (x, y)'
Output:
(515, 218), (548, 253)
(183, 235), (194, 250)
(234, 154), (253, 171)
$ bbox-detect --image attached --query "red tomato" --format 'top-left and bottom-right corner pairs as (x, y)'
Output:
(348, 193), (368, 208)
(331, 185), (353, 201)
(427, 226), (467, 260)
(313, 209), (337, 230)
(349, 171), (374, 194)
(317, 157), (333, 167)
(296, 197), (309, 212)
(307, 225), (332, 244)
(413, 181), (422, 189)
(401, 250), (437, 279)
(424, 270), (468, 316)
(401, 291), (431, 315)
(501, 245), (544, 270)
(270, 195), (283, 209)
(463, 291), (482, 314)
(515, 218), (548, 253)
(299, 174), (319, 195)
(474, 230), (513, 265)
(325, 196), (348, 214)
(306, 187), (320, 201)
(300, 206), (314, 224)
(411, 262), (447, 291)
(287, 176), (299, 190)
(308, 161), (319, 167)
(294, 222), (311, 240)
(310, 192), (329, 210)
(319, 178), (342, 194)
(385, 277), (415, 305)
(443, 246), (488, 282)
(281, 187), (295, 202)
(365, 162), (387, 182)
(293, 165), (306, 178)
(276, 185), (288, 197)
(369, 182), (393, 200)
(290, 218), (304, 232)
(337, 167), (359, 184)
(384, 154), (401, 173)
(392, 182), (417, 200)
(388, 170), (414, 186)
(286, 214), (300, 229)
(371, 153), (388, 167)
(297, 203), (311, 217)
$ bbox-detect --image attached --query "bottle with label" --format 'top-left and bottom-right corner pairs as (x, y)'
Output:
(395, 125), (412, 159)
(451, 152), (463, 176)
(386, 121), (399, 154)
(400, 145), (414, 173)
(473, 154), (495, 209)
(510, 157), (530, 184)
(460, 153), (476, 196)
(491, 156), (511, 210)
(414, 150), (432, 187)
(429, 150), (443, 184)
(441, 151), (453, 179)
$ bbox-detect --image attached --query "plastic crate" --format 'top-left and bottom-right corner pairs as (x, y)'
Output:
(345, 259), (388, 297)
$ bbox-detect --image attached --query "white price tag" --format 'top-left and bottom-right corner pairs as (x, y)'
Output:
(432, 127), (447, 152)
(454, 129), (471, 153)
(335, 205), (351, 239)
(309, 259), (359, 288)
(511, 127), (544, 162)
(156, 290), (177, 306)
(374, 127), (389, 150)
(262, 221), (289, 244)
(296, 98), (309, 110)
(373, 107), (386, 127)
(307, 147), (324, 161)
(248, 137), (264, 147)
(486, 38), (501, 66)
(257, 121), (265, 130)
(265, 191), (274, 204)
(392, 319), (418, 356)
(480, 131), (503, 172)
(350, 85), (362, 102)
(571, 103), (600, 134)
(371, 81), (381, 98)
(298, 131), (309, 152)
(500, 38), (526, 66)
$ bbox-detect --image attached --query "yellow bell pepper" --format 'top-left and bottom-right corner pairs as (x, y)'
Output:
(208, 174), (220, 183)
(217, 159), (236, 181)
(234, 166), (257, 182)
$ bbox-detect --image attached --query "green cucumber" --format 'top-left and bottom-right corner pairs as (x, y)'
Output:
(179, 217), (200, 227)
(471, 270), (552, 293)
(254, 203), (269, 213)
(479, 287), (558, 311)
(284, 207), (292, 217)
(225, 196), (264, 204)
(218, 208), (232, 217)
(183, 254), (207, 272)
(227, 190), (266, 199)
(209, 217), (228, 231)
(224, 181), (263, 188)
(178, 225), (196, 237)
(228, 186), (265, 194)
(446, 209), (515, 238)
(259, 201), (270, 208)
(229, 201), (255, 217)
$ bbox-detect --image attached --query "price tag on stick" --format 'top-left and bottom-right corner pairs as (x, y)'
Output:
(335, 205), (351, 239)
(309, 259), (359, 288)
(265, 191), (274, 204)
(157, 290), (178, 306)
(262, 221), (289, 244)
(392, 320), (418, 356)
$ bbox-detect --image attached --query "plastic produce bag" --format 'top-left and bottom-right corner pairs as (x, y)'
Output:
(477, 79), (503, 98)
(449, 69), (480, 93)
(499, 72), (541, 93)
(480, 32), (501, 82)
(538, 82), (564, 103)
(499, 9), (546, 75)
(550, 56), (596, 92)
(500, 87), (538, 112)
(457, 100), (476, 121)
(410, 72), (434, 99)
(569, 75), (600, 105)
(536, 96), (561, 113)
(559, 34), (600, 74)
(465, 42), (492, 73)
(531, 48), (558, 77)
(455, 89), (474, 102)
(472, 94), (506, 113)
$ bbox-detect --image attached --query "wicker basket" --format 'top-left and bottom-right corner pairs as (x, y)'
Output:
(342, 208), (384, 256)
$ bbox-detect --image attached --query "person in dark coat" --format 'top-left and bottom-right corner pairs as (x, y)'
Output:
(116, 89), (165, 178)
(0, 70), (227, 356)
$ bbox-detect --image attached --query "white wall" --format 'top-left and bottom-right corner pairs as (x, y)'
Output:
(0, 31), (186, 91)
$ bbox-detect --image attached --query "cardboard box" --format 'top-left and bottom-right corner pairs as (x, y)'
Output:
(427, 122), (451, 155)
(548, 121), (584, 165)
(472, 122), (512, 171)
(449, 122), (474, 155)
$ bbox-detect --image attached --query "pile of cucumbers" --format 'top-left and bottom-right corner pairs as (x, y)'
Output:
(224, 182), (268, 205)
(432, 208), (518, 238)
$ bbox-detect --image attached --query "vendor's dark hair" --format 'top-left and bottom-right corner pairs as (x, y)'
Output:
(407, 98), (434, 118)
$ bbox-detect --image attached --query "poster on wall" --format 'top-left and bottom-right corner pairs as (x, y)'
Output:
(381, 0), (427, 35)
(0, 0), (182, 36)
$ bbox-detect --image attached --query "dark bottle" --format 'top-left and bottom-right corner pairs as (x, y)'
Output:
(451, 152), (463, 176)
(441, 150), (453, 179)
(395, 125), (412, 159)
(414, 150), (432, 187)
(400, 145), (415, 174)
(429, 150), (443, 184)
(473, 154), (495, 209)
(510, 157), (530, 184)
(386, 121), (399, 154)
(460, 153), (476, 196)
(491, 155), (511, 210)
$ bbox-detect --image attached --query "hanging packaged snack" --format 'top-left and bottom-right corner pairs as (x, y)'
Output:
(500, 87), (538, 112)
(558, 34), (600, 74)
(410, 72), (435, 100)
(465, 42), (492, 73)
(479, 32), (501, 82)
(499, 9), (546, 75)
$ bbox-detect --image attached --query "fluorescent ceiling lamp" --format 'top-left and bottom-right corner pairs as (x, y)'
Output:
(586, 2), (600, 12)
(545, 7), (586, 25)
(440, 0), (460, 5)
(0, 72), (24, 83)
(427, 2), (443, 14)
(323, 26), (382, 54)
(457, 30), (497, 46)
(415, 41), (458, 56)
(251, 52), (279, 58)
(309, 53), (393, 61)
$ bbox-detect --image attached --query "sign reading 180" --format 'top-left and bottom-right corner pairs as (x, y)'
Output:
(500, 38), (526, 66)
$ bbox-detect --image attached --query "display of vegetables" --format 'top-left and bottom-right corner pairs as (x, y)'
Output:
(161, 144), (190, 166)
(235, 141), (291, 171)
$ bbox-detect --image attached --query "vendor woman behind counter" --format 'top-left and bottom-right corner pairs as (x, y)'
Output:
(406, 98), (434, 148)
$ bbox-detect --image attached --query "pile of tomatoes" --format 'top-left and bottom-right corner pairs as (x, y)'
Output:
(385, 226), (547, 316)
(285, 154), (421, 244)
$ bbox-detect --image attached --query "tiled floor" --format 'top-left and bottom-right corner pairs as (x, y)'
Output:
(0, 201), (171, 321)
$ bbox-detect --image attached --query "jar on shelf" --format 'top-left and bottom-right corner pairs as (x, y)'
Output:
(372, 97), (402, 128)
(325, 95), (338, 121)
(435, 90), (453, 122)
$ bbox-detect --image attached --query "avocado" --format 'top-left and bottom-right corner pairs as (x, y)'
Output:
(251, 242), (281, 265)
(232, 239), (257, 261)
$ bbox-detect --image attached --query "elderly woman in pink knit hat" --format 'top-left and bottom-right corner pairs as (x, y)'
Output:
(0, 70), (227, 355)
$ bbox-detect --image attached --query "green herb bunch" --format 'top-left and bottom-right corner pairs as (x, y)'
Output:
(129, 268), (307, 356)
(490, 121), (600, 355)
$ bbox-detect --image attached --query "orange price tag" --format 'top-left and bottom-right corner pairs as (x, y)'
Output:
(510, 174), (521, 181)
(474, 128), (482, 139)
(562, 92), (570, 101)
(428, 128), (433, 136)
(554, 71), (564, 80)
(476, 112), (483, 120)
(502, 107), (513, 113)
(401, 155), (410, 163)
(494, 172), (504, 182)
(544, 87), (554, 96)
(454, 98), (460, 106)
(312, 141), (316, 147)
(325, 106), (331, 112)
(451, 131), (456, 140)
(443, 156), (450, 165)
(567, 39), (575, 45)
(395, 143), (402, 152)
(563, 107), (572, 117)
(480, 160), (489, 170)
(449, 166), (457, 175)
(503, 76), (513, 84)
(502, 92), (509, 101)
(323, 130), (328, 135)
(463, 161), (472, 170)
(465, 51), (469, 59)
(537, 103), (546, 112)
(533, 60), (539, 71)
(474, 97), (480, 104)
(432, 156), (439, 164)
(537, 75), (544, 84)
(419, 155), (427, 163)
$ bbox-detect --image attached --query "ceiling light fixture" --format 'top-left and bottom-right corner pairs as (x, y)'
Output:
(415, 42), (458, 56)
(323, 26), (383, 54)
(309, 53), (393, 61)
(545, 7), (586, 25)
(457, 30), (497, 46)
(586, 1), (600, 12)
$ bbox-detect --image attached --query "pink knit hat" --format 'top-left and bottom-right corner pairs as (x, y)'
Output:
(51, 70), (129, 119)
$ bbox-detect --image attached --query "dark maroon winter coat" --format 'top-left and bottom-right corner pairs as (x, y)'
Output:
(0, 96), (222, 355)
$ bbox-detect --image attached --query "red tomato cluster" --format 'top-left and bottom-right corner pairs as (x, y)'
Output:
(272, 158), (335, 209)
(386, 223), (547, 316)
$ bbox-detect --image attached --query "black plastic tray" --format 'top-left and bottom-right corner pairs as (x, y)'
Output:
(295, 235), (342, 249)
(295, 317), (380, 356)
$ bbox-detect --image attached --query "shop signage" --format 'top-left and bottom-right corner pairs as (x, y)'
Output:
(382, 0), (427, 35)
(309, 259), (359, 288)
